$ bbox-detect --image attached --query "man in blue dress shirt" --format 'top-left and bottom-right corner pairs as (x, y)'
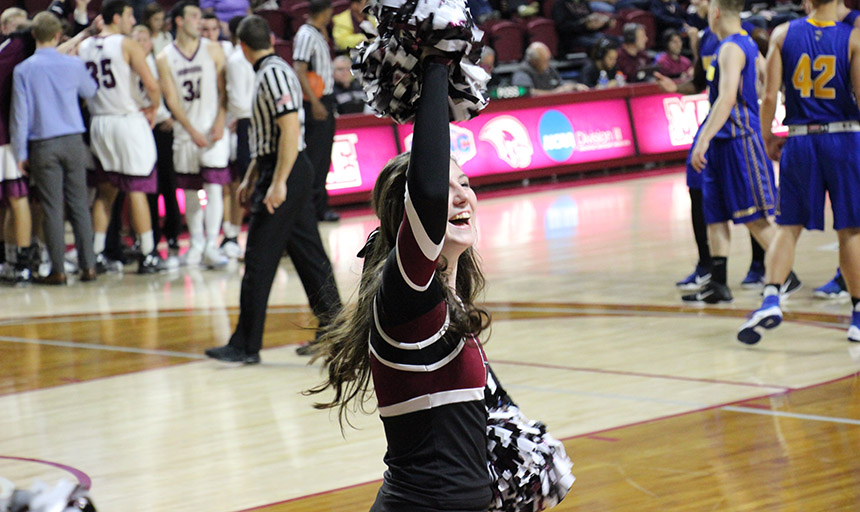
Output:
(10, 11), (98, 284)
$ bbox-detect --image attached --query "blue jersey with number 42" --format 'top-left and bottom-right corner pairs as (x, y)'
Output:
(782, 18), (860, 125)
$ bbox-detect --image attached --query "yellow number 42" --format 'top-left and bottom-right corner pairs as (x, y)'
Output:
(792, 53), (836, 99)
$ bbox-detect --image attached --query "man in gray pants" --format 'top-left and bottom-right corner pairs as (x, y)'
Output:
(10, 12), (98, 284)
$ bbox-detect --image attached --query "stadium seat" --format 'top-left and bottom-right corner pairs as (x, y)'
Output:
(487, 20), (526, 63)
(287, 1), (310, 36)
(525, 17), (558, 57)
(274, 38), (293, 64)
(257, 9), (291, 40)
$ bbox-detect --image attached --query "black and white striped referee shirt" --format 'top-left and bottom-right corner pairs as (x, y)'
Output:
(292, 24), (334, 96)
(250, 54), (306, 158)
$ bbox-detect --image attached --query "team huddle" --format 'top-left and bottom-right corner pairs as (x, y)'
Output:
(673, 0), (860, 344)
(2, 0), (254, 284)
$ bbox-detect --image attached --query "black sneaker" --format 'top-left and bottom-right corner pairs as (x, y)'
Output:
(682, 281), (733, 304)
(96, 252), (123, 274)
(204, 344), (260, 364)
(781, 271), (802, 298)
(138, 251), (165, 274)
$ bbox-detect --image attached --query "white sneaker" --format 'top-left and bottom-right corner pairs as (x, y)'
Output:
(163, 255), (181, 270)
(203, 246), (229, 269)
(221, 239), (242, 259)
(181, 246), (203, 267)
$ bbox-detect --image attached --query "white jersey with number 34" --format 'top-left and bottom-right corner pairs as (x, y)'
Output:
(163, 38), (219, 141)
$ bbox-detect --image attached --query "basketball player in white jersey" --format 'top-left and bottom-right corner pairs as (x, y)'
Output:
(157, 1), (230, 268)
(78, 0), (166, 273)
(201, 12), (233, 58)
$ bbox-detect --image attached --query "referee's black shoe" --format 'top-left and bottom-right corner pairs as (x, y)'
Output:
(205, 344), (261, 364)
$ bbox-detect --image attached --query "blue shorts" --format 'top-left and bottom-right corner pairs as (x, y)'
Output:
(777, 132), (860, 231)
(702, 134), (776, 225)
(686, 125), (705, 189)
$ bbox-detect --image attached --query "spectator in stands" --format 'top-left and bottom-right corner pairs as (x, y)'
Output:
(332, 0), (377, 51)
(332, 55), (367, 114)
(512, 42), (588, 95)
(579, 36), (621, 87)
(498, 0), (541, 18)
(655, 29), (692, 81)
(616, 22), (653, 82)
(552, 0), (614, 56)
(143, 3), (172, 55)
(480, 46), (502, 88)
(469, 0), (500, 23)
(200, 0), (250, 33)
(251, 0), (279, 11)
(650, 0), (697, 39)
(1, 8), (27, 38)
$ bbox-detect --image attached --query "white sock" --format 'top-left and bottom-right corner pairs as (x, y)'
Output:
(203, 183), (224, 248)
(93, 233), (106, 255)
(222, 221), (239, 239)
(855, 301), (860, 313)
(184, 189), (205, 249)
(139, 230), (155, 255)
(6, 244), (16, 264)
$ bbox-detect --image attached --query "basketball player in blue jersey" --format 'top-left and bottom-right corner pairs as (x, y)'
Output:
(739, 0), (860, 344)
(656, 15), (772, 293)
(684, 0), (799, 304)
(811, 0), (857, 299)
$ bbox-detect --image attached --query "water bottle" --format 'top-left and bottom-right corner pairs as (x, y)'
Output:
(598, 70), (609, 89)
(615, 71), (626, 87)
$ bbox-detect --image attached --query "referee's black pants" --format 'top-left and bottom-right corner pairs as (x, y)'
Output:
(228, 151), (342, 355)
(303, 95), (336, 218)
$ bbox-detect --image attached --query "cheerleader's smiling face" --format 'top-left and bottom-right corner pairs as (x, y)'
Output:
(443, 161), (478, 259)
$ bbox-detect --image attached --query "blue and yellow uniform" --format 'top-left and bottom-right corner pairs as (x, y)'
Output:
(701, 32), (776, 225)
(779, 17), (860, 230)
(686, 23), (757, 190)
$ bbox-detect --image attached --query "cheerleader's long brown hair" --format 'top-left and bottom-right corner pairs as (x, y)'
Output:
(305, 152), (491, 430)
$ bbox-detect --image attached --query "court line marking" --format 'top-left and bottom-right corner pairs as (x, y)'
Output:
(1, 301), (853, 328)
(0, 335), (207, 359)
(494, 359), (793, 391)
(0, 455), (91, 489)
(0, 334), (795, 392)
(722, 406), (860, 425)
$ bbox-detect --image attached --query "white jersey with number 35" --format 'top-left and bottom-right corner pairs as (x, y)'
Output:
(78, 34), (139, 116)
(163, 38), (219, 141)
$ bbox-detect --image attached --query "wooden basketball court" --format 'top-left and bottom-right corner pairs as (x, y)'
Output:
(1, 168), (858, 511)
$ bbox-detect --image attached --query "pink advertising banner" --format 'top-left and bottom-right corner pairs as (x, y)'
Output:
(630, 93), (789, 155)
(326, 124), (400, 196)
(395, 99), (636, 178)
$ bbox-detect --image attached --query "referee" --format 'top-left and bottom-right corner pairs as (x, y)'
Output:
(205, 14), (342, 364)
(293, 0), (339, 222)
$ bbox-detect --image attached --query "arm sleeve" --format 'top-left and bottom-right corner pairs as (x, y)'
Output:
(262, 67), (298, 117)
(292, 30), (312, 63)
(10, 69), (30, 162)
(377, 61), (450, 326)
